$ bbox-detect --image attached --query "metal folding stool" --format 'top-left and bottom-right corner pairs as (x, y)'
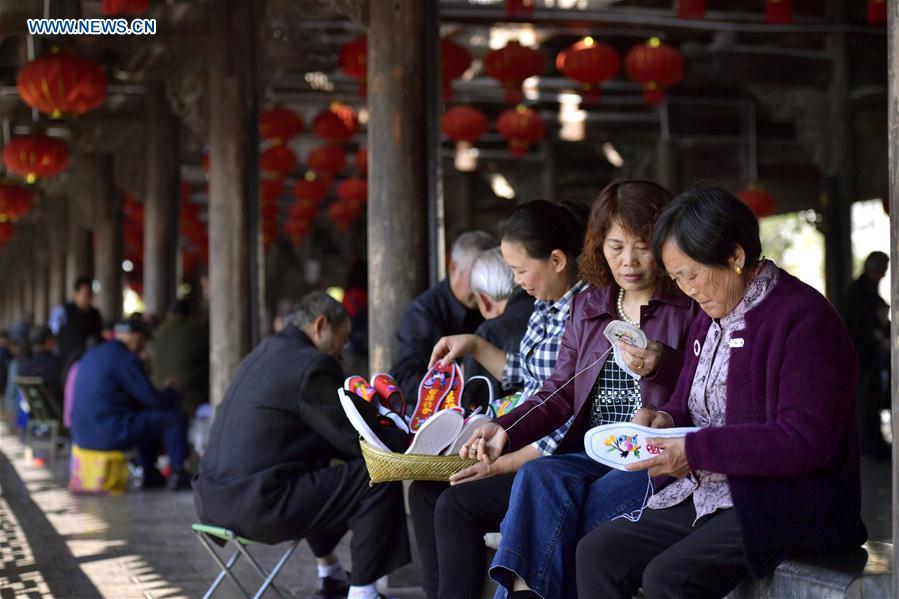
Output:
(191, 523), (300, 599)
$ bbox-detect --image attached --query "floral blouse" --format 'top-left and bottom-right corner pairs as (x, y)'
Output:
(648, 260), (779, 522)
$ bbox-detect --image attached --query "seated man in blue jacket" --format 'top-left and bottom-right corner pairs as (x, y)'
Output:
(71, 315), (189, 490)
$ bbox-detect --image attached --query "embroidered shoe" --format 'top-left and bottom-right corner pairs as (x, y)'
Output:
(344, 375), (377, 402)
(460, 375), (494, 415)
(444, 414), (491, 456)
(405, 408), (464, 456)
(410, 363), (455, 432)
(339, 388), (411, 453)
(583, 422), (701, 471)
(370, 372), (406, 419)
(439, 363), (464, 413)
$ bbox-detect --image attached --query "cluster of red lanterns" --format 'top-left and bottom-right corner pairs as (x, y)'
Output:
(3, 133), (70, 183)
(443, 104), (545, 159)
(0, 184), (34, 223)
(17, 48), (107, 118)
(330, 178), (368, 233)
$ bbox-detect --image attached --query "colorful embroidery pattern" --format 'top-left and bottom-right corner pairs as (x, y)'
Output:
(605, 433), (641, 460)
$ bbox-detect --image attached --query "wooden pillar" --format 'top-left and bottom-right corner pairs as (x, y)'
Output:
(33, 256), (48, 326)
(143, 82), (180, 319)
(66, 222), (90, 297)
(887, 2), (899, 595)
(367, 0), (433, 373)
(92, 155), (123, 324)
(208, 0), (257, 406)
(48, 202), (67, 311)
(823, 1), (854, 303)
(656, 139), (678, 192)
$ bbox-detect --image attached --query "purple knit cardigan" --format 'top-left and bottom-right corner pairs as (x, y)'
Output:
(659, 268), (868, 578)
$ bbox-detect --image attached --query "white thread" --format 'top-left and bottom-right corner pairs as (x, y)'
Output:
(615, 476), (654, 523)
(503, 346), (614, 434)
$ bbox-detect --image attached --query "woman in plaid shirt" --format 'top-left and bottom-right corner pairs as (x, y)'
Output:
(409, 199), (590, 599)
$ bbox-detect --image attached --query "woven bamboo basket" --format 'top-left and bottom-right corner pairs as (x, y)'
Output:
(360, 439), (478, 484)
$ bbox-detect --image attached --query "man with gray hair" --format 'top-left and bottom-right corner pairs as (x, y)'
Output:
(194, 291), (410, 599)
(463, 248), (534, 402)
(390, 231), (498, 403)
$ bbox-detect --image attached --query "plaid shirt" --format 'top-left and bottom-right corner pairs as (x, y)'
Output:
(503, 280), (589, 456)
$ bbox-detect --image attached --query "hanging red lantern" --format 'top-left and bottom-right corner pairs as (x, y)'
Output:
(441, 39), (472, 100)
(765, 0), (793, 24)
(259, 106), (303, 144)
(3, 133), (70, 183)
(17, 49), (107, 118)
(0, 184), (34, 223)
(868, 0), (887, 25)
(260, 145), (297, 176)
(736, 185), (777, 218)
(293, 171), (331, 204)
(624, 38), (685, 105)
(484, 41), (545, 104)
(336, 178), (368, 213)
(506, 0), (535, 17)
(354, 148), (368, 175)
(283, 217), (313, 244)
(328, 201), (356, 232)
(261, 178), (284, 204)
(0, 223), (15, 246)
(556, 38), (621, 104)
(313, 104), (357, 144)
(101, 0), (149, 15)
(308, 145), (347, 176)
(677, 0), (705, 19)
(340, 36), (367, 96)
(288, 199), (319, 221)
(497, 105), (545, 158)
(442, 105), (489, 144)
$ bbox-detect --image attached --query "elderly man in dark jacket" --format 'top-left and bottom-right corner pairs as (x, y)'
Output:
(390, 231), (497, 403)
(194, 292), (409, 599)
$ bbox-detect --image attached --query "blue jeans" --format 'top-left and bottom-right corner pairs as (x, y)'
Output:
(489, 452), (650, 599)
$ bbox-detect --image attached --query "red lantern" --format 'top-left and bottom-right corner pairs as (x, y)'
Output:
(0, 184), (34, 222)
(328, 201), (356, 232)
(868, 0), (887, 25)
(355, 148), (368, 175)
(260, 145), (297, 175)
(283, 217), (313, 244)
(261, 178), (284, 204)
(17, 49), (107, 118)
(101, 0), (149, 15)
(313, 104), (357, 144)
(308, 145), (347, 176)
(506, 0), (535, 17)
(677, 0), (705, 19)
(624, 38), (685, 105)
(293, 171), (331, 203)
(442, 106), (489, 144)
(765, 0), (793, 24)
(496, 105), (545, 158)
(3, 133), (70, 183)
(288, 199), (319, 220)
(556, 38), (621, 104)
(484, 42), (545, 104)
(340, 36), (367, 96)
(0, 223), (15, 246)
(441, 39), (472, 100)
(736, 185), (777, 217)
(336, 178), (368, 212)
(259, 106), (303, 144)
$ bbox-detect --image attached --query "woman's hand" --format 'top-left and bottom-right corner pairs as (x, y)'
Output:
(449, 459), (505, 485)
(625, 436), (691, 478)
(459, 422), (508, 464)
(429, 334), (479, 368)
(632, 407), (674, 429)
(617, 339), (663, 377)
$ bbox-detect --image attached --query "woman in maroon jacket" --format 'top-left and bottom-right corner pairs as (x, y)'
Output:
(576, 187), (867, 598)
(461, 181), (700, 599)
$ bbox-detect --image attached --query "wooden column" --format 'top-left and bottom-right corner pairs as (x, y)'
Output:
(92, 155), (123, 324)
(33, 255), (48, 326)
(65, 222), (90, 297)
(367, 0), (433, 373)
(143, 82), (180, 319)
(887, 2), (899, 595)
(208, 0), (258, 406)
(48, 200), (67, 311)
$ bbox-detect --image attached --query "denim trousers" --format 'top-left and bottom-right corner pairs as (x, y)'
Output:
(489, 451), (650, 599)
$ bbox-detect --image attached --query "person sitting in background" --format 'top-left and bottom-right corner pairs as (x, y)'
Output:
(390, 231), (498, 403)
(150, 300), (209, 419)
(4, 339), (30, 422)
(18, 326), (64, 413)
(50, 277), (103, 369)
(71, 315), (189, 491)
(194, 292), (410, 599)
(463, 247), (534, 406)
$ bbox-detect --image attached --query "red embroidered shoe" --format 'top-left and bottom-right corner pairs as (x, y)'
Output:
(439, 363), (464, 413)
(370, 372), (406, 419)
(409, 363), (455, 432)
(344, 375), (377, 403)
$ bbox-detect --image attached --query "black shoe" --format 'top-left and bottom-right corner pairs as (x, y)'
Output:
(315, 573), (350, 598)
(166, 469), (193, 491)
(141, 467), (166, 490)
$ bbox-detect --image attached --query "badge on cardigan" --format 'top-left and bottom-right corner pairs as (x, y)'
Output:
(693, 339), (701, 356)
(729, 338), (745, 348)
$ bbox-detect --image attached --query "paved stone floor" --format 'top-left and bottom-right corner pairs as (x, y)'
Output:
(0, 419), (892, 599)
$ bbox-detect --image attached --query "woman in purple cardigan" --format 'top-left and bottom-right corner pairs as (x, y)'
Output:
(576, 187), (868, 598)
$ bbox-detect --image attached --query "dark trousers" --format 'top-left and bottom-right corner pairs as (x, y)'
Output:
(284, 459), (410, 586)
(408, 474), (515, 599)
(577, 500), (749, 599)
(127, 406), (188, 471)
(857, 368), (888, 453)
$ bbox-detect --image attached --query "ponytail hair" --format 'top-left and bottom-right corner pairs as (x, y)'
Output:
(498, 199), (588, 261)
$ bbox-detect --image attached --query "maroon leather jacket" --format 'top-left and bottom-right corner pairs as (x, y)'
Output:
(494, 284), (699, 454)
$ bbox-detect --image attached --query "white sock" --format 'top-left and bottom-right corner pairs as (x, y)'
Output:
(317, 559), (346, 579)
(347, 583), (378, 599)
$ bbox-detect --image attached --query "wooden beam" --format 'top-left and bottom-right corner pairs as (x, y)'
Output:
(367, 0), (433, 374)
